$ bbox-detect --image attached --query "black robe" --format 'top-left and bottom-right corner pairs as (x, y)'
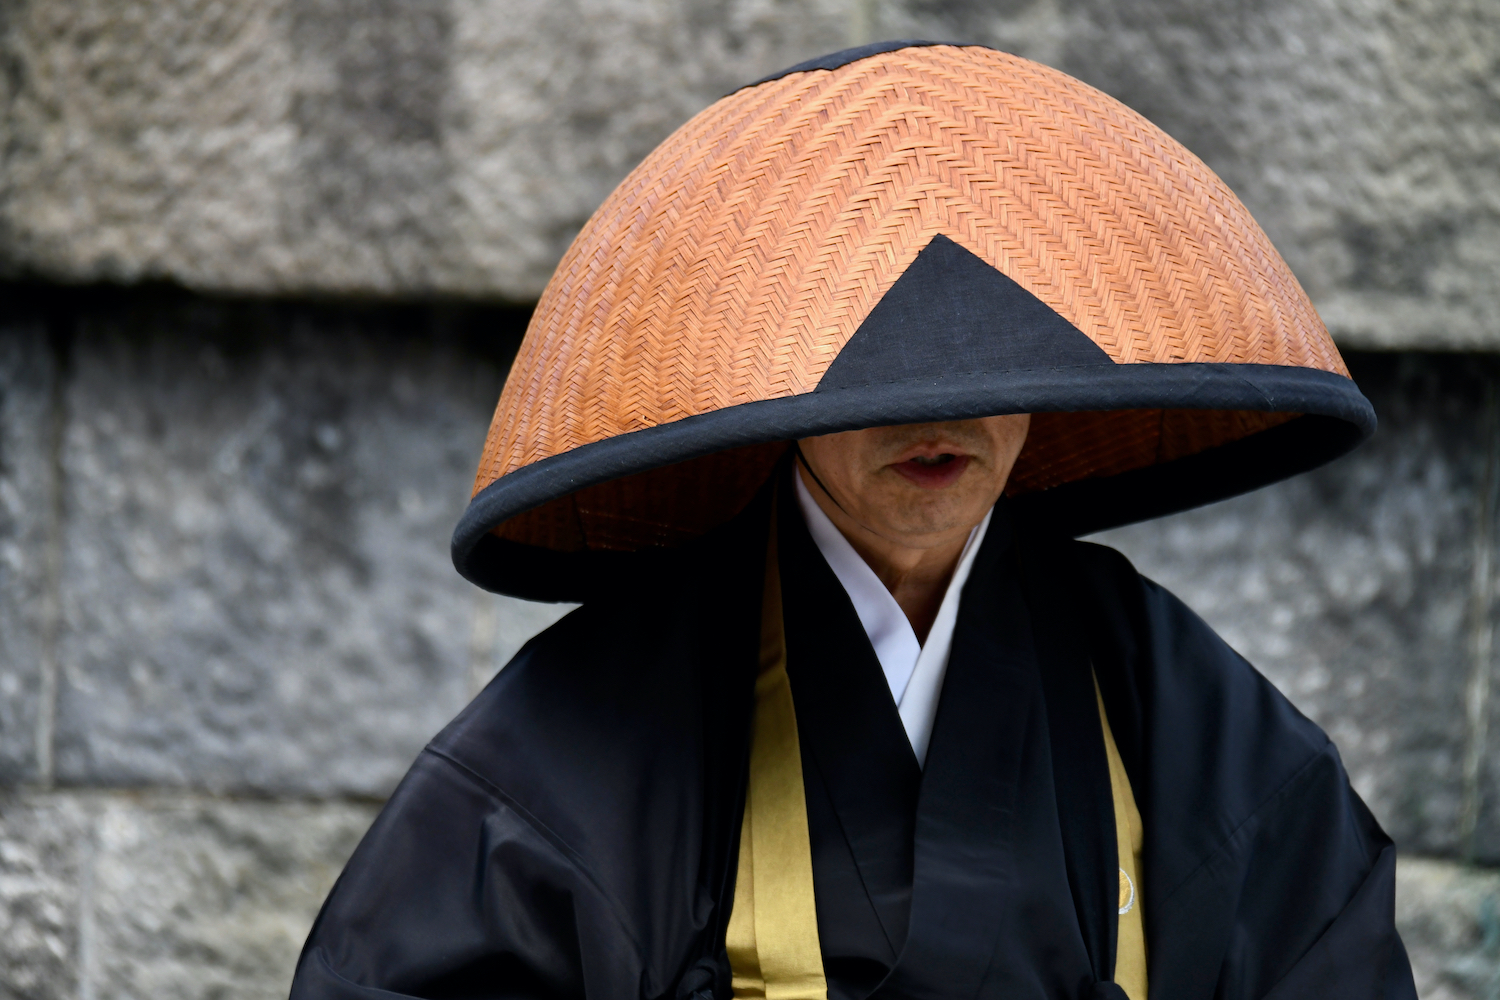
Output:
(290, 485), (1416, 1000)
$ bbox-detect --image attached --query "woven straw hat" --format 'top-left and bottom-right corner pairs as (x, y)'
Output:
(454, 41), (1373, 600)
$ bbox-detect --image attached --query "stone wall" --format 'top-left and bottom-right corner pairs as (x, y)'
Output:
(3, 0), (1498, 347)
(2, 0), (1499, 997)
(1, 287), (1497, 998)
(0, 287), (577, 999)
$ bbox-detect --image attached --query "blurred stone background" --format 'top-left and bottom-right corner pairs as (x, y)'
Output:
(0, 0), (1497, 997)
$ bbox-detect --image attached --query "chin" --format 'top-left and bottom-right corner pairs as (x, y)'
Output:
(886, 496), (988, 537)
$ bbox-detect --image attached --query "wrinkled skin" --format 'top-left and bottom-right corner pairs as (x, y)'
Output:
(796, 414), (1031, 639)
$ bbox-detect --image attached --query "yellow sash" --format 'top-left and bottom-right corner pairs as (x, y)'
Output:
(727, 525), (1147, 999)
(1101, 680), (1148, 999)
(724, 512), (828, 1000)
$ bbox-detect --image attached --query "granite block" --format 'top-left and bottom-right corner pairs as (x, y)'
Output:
(4, 0), (1493, 347)
(0, 322), (57, 785)
(0, 790), (377, 1000)
(87, 795), (376, 1000)
(47, 294), (518, 796)
(1398, 856), (1500, 1000)
(0, 792), (87, 1000)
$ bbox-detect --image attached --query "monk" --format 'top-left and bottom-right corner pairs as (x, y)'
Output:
(292, 42), (1416, 1000)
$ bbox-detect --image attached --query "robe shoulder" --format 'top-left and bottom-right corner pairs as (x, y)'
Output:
(291, 536), (762, 1000)
(1057, 537), (1416, 999)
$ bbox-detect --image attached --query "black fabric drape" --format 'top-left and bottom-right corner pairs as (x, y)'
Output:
(291, 490), (1416, 1000)
(1069, 539), (1416, 998)
(777, 477), (1122, 1000)
(777, 483), (919, 998)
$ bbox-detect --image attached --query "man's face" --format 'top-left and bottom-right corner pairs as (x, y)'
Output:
(796, 414), (1031, 548)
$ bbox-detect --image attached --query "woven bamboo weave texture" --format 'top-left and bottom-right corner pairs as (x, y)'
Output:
(474, 45), (1340, 498)
(477, 41), (1338, 512)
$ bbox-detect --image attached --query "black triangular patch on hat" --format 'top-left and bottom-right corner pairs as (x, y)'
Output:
(816, 234), (1113, 392)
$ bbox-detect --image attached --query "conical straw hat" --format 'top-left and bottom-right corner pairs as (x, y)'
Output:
(453, 42), (1373, 600)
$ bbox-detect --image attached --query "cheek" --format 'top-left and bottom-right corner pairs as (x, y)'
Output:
(830, 435), (894, 488)
(986, 420), (1031, 476)
(798, 435), (877, 498)
(988, 415), (1032, 452)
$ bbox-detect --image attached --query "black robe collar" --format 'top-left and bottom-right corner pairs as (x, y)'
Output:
(779, 484), (920, 992)
(778, 485), (1121, 998)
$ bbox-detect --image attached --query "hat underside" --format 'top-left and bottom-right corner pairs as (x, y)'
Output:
(454, 235), (1372, 600)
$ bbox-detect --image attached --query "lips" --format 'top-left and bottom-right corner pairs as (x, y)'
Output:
(890, 452), (972, 489)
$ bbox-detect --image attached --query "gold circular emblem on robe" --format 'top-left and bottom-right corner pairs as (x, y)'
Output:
(1118, 868), (1136, 915)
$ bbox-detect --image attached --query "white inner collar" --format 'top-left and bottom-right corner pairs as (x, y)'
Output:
(793, 470), (992, 765)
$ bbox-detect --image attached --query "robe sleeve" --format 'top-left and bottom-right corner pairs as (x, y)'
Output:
(1075, 542), (1418, 1000)
(289, 748), (647, 1000)
(1260, 844), (1415, 999)
(1202, 741), (1418, 1000)
(286, 536), (759, 1000)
